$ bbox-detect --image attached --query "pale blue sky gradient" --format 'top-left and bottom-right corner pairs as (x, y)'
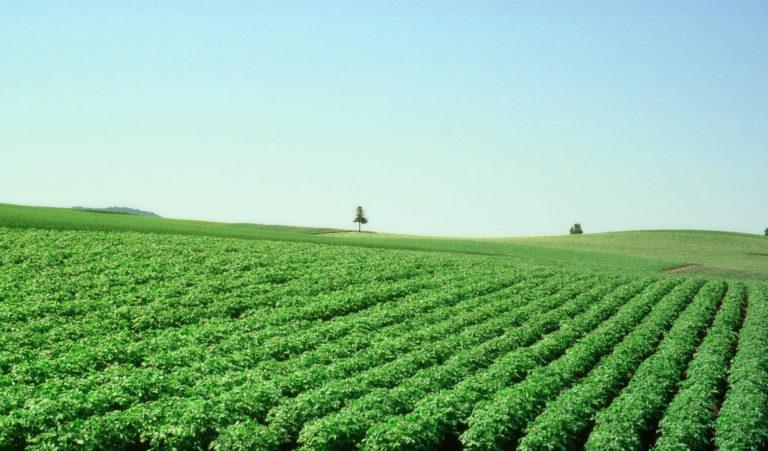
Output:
(2, 1), (767, 236)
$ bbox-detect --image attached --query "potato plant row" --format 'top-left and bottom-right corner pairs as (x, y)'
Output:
(584, 279), (728, 449)
(36, 271), (574, 450)
(192, 275), (589, 444)
(214, 278), (610, 450)
(1, 229), (526, 447)
(715, 283), (768, 450)
(359, 277), (665, 451)
(3, 227), (768, 450)
(0, 228), (590, 449)
(460, 278), (706, 450)
(293, 279), (632, 450)
(653, 283), (747, 450)
(2, 272), (513, 449)
(518, 279), (730, 450)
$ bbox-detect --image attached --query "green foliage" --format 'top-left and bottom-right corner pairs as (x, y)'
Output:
(570, 223), (583, 234)
(715, 283), (768, 450)
(0, 228), (501, 448)
(363, 277), (656, 451)
(13, 202), (768, 280)
(2, 215), (768, 449)
(653, 283), (746, 450)
(460, 278), (704, 450)
(584, 280), (727, 450)
(518, 281), (734, 451)
(299, 278), (628, 450)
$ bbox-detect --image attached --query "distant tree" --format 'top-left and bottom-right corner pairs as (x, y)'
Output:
(353, 206), (368, 232)
(570, 223), (583, 235)
(765, 227), (768, 237)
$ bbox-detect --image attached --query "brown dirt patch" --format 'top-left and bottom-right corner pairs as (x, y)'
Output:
(663, 264), (698, 273)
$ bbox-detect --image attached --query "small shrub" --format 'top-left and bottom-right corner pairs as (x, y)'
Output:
(570, 223), (583, 235)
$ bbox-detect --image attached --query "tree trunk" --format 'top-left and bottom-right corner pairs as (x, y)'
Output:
(358, 222), (361, 232)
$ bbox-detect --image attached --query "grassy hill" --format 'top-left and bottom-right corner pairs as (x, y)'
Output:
(0, 203), (344, 239)
(2, 202), (767, 280)
(318, 230), (768, 281)
(486, 230), (768, 280)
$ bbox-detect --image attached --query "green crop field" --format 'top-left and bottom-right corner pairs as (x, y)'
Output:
(2, 204), (768, 450)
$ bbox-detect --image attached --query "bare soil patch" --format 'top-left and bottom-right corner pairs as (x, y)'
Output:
(663, 264), (698, 273)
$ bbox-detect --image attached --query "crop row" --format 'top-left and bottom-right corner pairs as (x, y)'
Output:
(207, 278), (617, 450)
(714, 283), (768, 450)
(652, 282), (747, 450)
(579, 279), (726, 449)
(4, 268), (454, 381)
(3, 229), (551, 449)
(2, 269), (541, 449)
(0, 229), (438, 328)
(517, 279), (729, 450)
(460, 277), (705, 450)
(1, 233), (453, 380)
(292, 278), (635, 450)
(1, 272), (482, 415)
(359, 277), (666, 451)
(27, 271), (577, 450)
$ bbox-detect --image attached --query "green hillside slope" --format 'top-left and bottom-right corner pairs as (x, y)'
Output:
(488, 230), (768, 280)
(0, 203), (343, 239)
(2, 202), (766, 280)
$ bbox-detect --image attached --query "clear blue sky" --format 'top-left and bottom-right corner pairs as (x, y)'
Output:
(2, 1), (766, 236)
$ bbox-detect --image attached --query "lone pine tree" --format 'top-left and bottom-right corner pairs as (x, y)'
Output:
(353, 206), (368, 232)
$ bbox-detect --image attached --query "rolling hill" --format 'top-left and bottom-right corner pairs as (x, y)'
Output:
(2, 202), (765, 280)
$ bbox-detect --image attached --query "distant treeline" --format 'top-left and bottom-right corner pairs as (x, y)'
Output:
(72, 206), (160, 218)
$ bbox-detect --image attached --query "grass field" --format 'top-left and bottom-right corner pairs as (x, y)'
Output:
(4, 202), (766, 281)
(2, 202), (768, 450)
(0, 203), (343, 240)
(490, 230), (768, 281)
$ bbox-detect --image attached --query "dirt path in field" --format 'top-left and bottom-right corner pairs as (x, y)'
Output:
(663, 264), (698, 273)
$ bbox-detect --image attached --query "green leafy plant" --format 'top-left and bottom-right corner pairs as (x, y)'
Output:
(715, 284), (768, 450)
